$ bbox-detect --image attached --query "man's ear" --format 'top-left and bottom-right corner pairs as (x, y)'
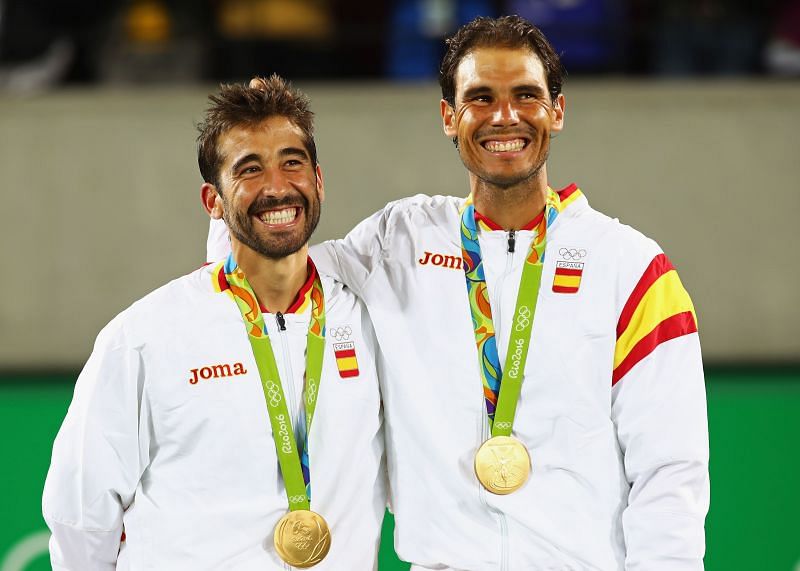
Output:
(201, 183), (224, 219)
(550, 93), (566, 135)
(441, 99), (458, 139)
(315, 164), (325, 203)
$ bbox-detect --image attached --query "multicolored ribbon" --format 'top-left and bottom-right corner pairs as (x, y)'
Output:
(460, 189), (563, 433)
(213, 253), (325, 506)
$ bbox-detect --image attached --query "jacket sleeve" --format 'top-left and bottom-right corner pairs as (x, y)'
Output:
(42, 318), (149, 570)
(611, 252), (709, 570)
(310, 205), (394, 297)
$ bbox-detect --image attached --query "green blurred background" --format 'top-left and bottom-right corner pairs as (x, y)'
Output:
(3, 369), (798, 570)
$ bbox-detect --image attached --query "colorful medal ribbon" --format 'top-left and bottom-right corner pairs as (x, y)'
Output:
(461, 189), (562, 436)
(214, 253), (325, 510)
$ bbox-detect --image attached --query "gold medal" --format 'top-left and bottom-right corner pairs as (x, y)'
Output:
(474, 435), (531, 494)
(273, 510), (331, 568)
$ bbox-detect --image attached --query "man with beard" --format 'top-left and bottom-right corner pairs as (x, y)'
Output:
(43, 75), (386, 570)
(208, 16), (709, 571)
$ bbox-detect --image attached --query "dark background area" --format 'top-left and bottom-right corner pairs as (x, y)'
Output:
(1, 0), (799, 92)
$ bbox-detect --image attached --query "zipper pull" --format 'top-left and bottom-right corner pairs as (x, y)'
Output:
(507, 229), (516, 253)
(276, 312), (287, 331)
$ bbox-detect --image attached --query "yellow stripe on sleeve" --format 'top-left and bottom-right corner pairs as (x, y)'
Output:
(614, 270), (696, 369)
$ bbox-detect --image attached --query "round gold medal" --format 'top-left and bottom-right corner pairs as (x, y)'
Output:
(273, 510), (331, 568)
(474, 435), (531, 495)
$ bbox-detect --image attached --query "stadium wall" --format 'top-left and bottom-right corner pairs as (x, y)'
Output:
(1, 81), (797, 366)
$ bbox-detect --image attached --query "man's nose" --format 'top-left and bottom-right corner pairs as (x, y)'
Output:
(491, 98), (520, 127)
(260, 168), (291, 195)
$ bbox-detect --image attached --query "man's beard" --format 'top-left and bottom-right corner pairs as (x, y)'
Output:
(224, 193), (321, 260)
(462, 127), (549, 190)
(473, 148), (549, 190)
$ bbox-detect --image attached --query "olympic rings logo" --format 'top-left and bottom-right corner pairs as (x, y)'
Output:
(329, 325), (352, 342)
(494, 422), (512, 430)
(288, 495), (307, 505)
(306, 381), (318, 405)
(266, 380), (282, 407)
(558, 247), (586, 260)
(515, 306), (531, 332)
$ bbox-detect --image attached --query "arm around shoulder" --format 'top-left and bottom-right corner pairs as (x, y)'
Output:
(311, 203), (395, 296)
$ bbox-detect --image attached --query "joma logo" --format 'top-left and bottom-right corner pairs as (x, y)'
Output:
(418, 251), (462, 270)
(189, 362), (248, 384)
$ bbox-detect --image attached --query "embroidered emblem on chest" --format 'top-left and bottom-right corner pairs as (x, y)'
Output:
(553, 247), (586, 294)
(330, 325), (360, 378)
(189, 362), (248, 384)
(418, 251), (463, 270)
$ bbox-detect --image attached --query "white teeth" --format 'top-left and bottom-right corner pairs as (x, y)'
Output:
(260, 207), (297, 224)
(484, 139), (525, 152)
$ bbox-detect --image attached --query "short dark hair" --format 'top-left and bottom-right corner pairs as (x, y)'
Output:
(439, 15), (565, 106)
(197, 74), (317, 190)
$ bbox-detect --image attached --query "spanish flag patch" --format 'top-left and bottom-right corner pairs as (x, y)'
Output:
(553, 261), (584, 293)
(333, 341), (359, 378)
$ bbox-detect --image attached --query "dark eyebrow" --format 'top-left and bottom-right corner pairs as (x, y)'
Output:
(231, 153), (260, 174)
(461, 86), (493, 101)
(279, 147), (310, 160)
(513, 84), (546, 97)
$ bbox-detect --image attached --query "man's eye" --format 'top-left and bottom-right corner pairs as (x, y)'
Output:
(242, 166), (260, 175)
(285, 159), (304, 167)
(473, 95), (491, 103)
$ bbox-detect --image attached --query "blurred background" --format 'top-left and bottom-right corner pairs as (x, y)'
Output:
(1, 0), (798, 569)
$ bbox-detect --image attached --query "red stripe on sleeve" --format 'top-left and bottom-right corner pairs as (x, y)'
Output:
(339, 369), (359, 378)
(335, 349), (356, 359)
(612, 311), (698, 385)
(616, 254), (674, 339)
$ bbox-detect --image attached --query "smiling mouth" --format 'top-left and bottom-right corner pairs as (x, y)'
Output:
(258, 207), (300, 225)
(481, 138), (528, 153)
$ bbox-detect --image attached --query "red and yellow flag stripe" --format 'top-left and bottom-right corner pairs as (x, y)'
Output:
(613, 254), (697, 384)
(335, 346), (359, 378)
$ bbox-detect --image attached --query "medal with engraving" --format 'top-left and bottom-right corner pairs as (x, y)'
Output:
(216, 254), (330, 567)
(274, 510), (331, 568)
(474, 435), (531, 494)
(461, 190), (564, 494)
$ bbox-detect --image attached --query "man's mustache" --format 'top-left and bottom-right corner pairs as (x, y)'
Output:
(247, 194), (309, 216)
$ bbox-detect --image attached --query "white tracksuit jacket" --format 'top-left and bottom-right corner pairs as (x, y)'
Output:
(42, 263), (386, 570)
(308, 186), (709, 571)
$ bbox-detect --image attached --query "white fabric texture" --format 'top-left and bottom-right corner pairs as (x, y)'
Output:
(204, 188), (709, 570)
(43, 264), (386, 570)
(309, 189), (708, 571)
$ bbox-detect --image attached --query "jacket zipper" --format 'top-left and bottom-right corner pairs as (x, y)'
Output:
(273, 313), (296, 571)
(274, 313), (301, 465)
(477, 415), (510, 571)
(477, 232), (513, 570)
(491, 232), (516, 350)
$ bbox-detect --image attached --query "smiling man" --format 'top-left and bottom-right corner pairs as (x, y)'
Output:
(309, 16), (708, 570)
(208, 17), (709, 571)
(43, 75), (386, 570)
